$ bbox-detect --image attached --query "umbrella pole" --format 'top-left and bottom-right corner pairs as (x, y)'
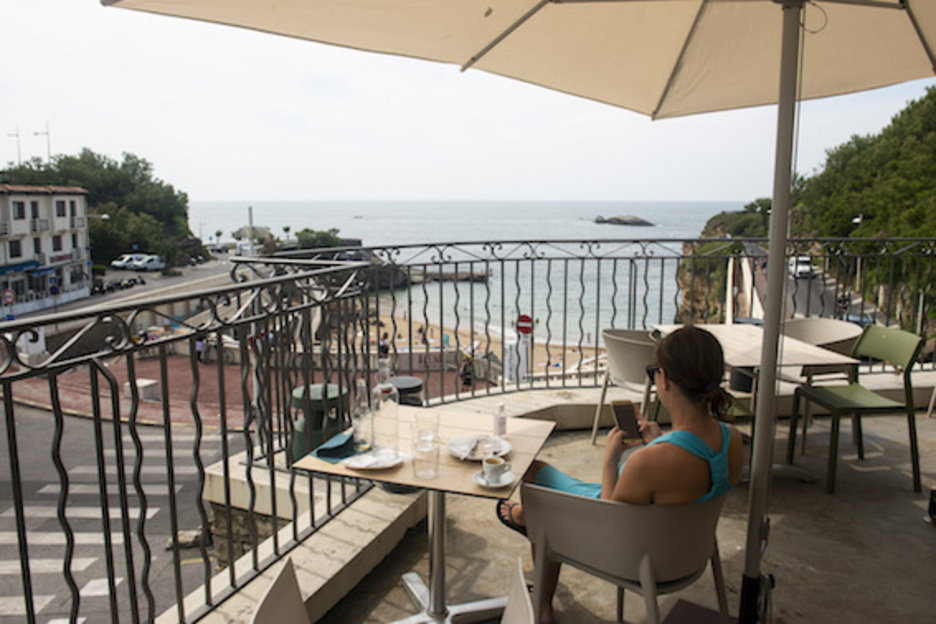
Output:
(739, 2), (803, 622)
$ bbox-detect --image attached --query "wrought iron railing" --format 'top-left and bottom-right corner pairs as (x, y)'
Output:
(283, 237), (936, 402)
(0, 237), (933, 623)
(0, 257), (378, 623)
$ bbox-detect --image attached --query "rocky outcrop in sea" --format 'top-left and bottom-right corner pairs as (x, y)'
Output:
(595, 215), (654, 226)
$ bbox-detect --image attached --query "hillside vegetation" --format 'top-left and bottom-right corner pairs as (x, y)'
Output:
(704, 86), (936, 239)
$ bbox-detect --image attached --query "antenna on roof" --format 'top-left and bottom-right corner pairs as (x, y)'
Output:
(6, 126), (21, 166)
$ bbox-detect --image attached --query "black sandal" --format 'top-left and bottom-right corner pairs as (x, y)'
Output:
(496, 500), (528, 537)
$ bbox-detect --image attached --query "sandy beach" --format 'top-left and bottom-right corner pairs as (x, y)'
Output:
(368, 311), (602, 379)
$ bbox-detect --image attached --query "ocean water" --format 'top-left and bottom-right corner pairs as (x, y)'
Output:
(188, 200), (743, 344)
(188, 199), (742, 247)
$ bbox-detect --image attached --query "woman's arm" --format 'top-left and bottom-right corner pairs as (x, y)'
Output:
(606, 447), (656, 504)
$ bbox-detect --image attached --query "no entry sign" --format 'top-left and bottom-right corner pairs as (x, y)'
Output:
(2, 289), (14, 305)
(516, 314), (533, 335)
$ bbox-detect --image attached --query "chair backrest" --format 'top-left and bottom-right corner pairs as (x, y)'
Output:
(249, 558), (310, 624)
(782, 317), (862, 355)
(602, 328), (656, 387)
(852, 325), (923, 372)
(500, 556), (535, 624)
(521, 483), (724, 583)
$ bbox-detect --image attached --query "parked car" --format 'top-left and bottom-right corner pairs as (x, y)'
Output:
(843, 312), (875, 327)
(788, 255), (813, 279)
(110, 253), (147, 270)
(131, 255), (167, 272)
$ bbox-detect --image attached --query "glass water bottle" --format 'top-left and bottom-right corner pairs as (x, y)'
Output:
(351, 378), (372, 452)
(371, 358), (399, 459)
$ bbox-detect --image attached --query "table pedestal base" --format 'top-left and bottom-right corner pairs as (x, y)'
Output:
(392, 490), (506, 624)
(395, 572), (507, 623)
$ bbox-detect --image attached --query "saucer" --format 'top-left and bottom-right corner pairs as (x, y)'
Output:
(472, 470), (516, 489)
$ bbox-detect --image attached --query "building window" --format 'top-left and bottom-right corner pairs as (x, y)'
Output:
(52, 235), (62, 252)
(55, 200), (66, 217)
(9, 240), (22, 258)
(69, 200), (77, 216)
(72, 234), (78, 248)
(33, 238), (41, 254)
(30, 201), (39, 219)
(12, 202), (25, 220)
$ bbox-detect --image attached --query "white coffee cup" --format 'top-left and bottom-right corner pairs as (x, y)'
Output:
(482, 455), (511, 485)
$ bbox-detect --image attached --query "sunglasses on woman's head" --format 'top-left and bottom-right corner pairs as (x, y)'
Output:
(646, 364), (662, 380)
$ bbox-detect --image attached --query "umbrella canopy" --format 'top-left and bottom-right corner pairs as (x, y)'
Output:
(104, 0), (936, 119)
(103, 0), (936, 621)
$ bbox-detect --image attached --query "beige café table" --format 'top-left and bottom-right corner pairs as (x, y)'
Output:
(654, 323), (858, 381)
(654, 323), (858, 481)
(293, 404), (555, 623)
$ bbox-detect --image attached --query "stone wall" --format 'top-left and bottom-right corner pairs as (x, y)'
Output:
(210, 503), (278, 569)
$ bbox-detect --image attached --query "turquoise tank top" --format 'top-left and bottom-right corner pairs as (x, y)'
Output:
(644, 421), (733, 502)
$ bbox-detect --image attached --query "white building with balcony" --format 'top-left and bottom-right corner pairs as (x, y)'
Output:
(0, 184), (91, 317)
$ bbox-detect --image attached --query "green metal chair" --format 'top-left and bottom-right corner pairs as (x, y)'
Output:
(786, 325), (923, 494)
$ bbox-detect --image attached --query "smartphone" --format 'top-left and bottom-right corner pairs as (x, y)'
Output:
(611, 401), (641, 439)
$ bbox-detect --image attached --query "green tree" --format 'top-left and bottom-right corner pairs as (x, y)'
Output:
(296, 228), (342, 249)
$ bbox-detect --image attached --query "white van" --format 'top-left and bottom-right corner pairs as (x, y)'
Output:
(110, 253), (147, 270)
(132, 255), (167, 272)
(788, 256), (813, 279)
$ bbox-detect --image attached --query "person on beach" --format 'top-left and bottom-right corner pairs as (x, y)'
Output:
(496, 325), (744, 624)
(378, 332), (390, 357)
(460, 357), (474, 390)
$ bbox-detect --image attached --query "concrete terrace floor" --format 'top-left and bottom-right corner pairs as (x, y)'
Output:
(314, 404), (936, 624)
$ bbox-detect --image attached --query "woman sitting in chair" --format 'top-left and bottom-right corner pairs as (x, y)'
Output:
(497, 325), (744, 623)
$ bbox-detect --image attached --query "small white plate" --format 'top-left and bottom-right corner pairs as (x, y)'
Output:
(472, 470), (516, 489)
(446, 435), (512, 461)
(343, 449), (407, 470)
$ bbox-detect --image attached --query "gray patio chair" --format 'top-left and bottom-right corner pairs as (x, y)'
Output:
(249, 558), (311, 624)
(501, 556), (535, 624)
(781, 317), (862, 453)
(786, 324), (924, 493)
(521, 483), (730, 624)
(590, 328), (657, 444)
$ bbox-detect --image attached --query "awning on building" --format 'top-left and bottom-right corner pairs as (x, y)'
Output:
(0, 261), (39, 276)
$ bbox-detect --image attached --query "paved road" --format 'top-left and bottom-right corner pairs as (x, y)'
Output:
(0, 404), (243, 623)
(23, 257), (236, 321)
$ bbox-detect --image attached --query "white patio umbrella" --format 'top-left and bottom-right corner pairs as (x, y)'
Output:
(103, 0), (936, 620)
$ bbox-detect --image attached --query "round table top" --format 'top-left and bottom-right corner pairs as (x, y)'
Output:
(390, 376), (423, 392)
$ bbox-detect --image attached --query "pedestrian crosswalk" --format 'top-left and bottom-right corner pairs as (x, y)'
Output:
(0, 429), (230, 622)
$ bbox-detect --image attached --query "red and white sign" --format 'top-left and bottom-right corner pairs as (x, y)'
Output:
(2, 289), (14, 305)
(516, 314), (533, 335)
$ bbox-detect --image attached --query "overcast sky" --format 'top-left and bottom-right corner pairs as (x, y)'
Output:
(4, 1), (935, 203)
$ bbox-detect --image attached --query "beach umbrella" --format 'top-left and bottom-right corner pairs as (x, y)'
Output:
(102, 0), (936, 620)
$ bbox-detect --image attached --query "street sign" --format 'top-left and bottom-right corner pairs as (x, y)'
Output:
(516, 314), (533, 335)
(2, 289), (15, 305)
(50, 286), (59, 296)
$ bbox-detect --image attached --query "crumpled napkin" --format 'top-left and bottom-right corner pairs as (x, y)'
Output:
(312, 430), (357, 464)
